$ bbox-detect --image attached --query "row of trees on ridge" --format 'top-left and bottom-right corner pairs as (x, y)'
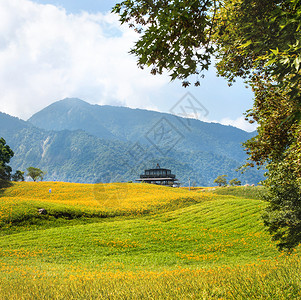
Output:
(0, 138), (45, 187)
(214, 175), (241, 187)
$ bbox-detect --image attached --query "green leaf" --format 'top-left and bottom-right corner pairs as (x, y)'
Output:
(270, 48), (279, 55)
(293, 56), (301, 71)
(238, 40), (252, 49)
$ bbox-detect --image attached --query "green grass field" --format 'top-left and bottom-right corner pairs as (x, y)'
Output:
(0, 183), (300, 299)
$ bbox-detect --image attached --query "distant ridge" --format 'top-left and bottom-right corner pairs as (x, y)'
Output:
(28, 98), (116, 140)
(0, 99), (263, 186)
(28, 98), (255, 162)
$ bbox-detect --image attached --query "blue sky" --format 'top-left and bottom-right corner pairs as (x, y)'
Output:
(0, 0), (255, 131)
(32, 0), (118, 14)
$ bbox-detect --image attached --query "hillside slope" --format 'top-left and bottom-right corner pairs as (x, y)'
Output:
(0, 183), (298, 299)
(0, 183), (276, 270)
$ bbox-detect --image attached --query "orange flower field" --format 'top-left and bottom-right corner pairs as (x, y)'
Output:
(0, 182), (300, 299)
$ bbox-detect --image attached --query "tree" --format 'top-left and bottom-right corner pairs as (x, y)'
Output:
(12, 170), (25, 182)
(27, 167), (45, 182)
(214, 175), (227, 187)
(229, 178), (241, 186)
(214, 1), (301, 250)
(113, 0), (301, 251)
(262, 162), (301, 251)
(112, 0), (215, 87)
(241, 78), (301, 251)
(113, 0), (301, 88)
(0, 138), (14, 187)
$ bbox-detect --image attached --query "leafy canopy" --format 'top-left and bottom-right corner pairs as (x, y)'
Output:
(214, 175), (227, 187)
(113, 0), (301, 91)
(0, 138), (14, 185)
(27, 167), (45, 182)
(12, 170), (25, 182)
(113, 0), (216, 86)
(229, 178), (241, 186)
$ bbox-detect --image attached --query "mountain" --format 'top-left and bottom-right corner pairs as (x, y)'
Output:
(0, 112), (31, 135)
(28, 99), (116, 140)
(0, 99), (263, 186)
(28, 98), (255, 162)
(0, 111), (136, 182)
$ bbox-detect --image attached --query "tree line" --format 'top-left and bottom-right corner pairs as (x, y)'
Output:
(214, 175), (241, 187)
(0, 138), (45, 187)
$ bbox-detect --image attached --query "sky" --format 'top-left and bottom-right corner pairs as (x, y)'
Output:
(0, 0), (256, 132)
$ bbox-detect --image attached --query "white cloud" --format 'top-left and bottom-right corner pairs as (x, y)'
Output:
(0, 0), (169, 119)
(0, 0), (256, 132)
(219, 116), (257, 132)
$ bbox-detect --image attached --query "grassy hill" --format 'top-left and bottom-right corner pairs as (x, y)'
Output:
(0, 183), (300, 299)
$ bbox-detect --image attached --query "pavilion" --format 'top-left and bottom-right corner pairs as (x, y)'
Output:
(136, 164), (179, 187)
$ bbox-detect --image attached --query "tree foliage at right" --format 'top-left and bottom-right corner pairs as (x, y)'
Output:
(113, 0), (301, 250)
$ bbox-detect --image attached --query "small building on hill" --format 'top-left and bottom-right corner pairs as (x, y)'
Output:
(136, 164), (179, 187)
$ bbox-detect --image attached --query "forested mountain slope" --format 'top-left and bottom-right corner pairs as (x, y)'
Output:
(0, 100), (262, 186)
